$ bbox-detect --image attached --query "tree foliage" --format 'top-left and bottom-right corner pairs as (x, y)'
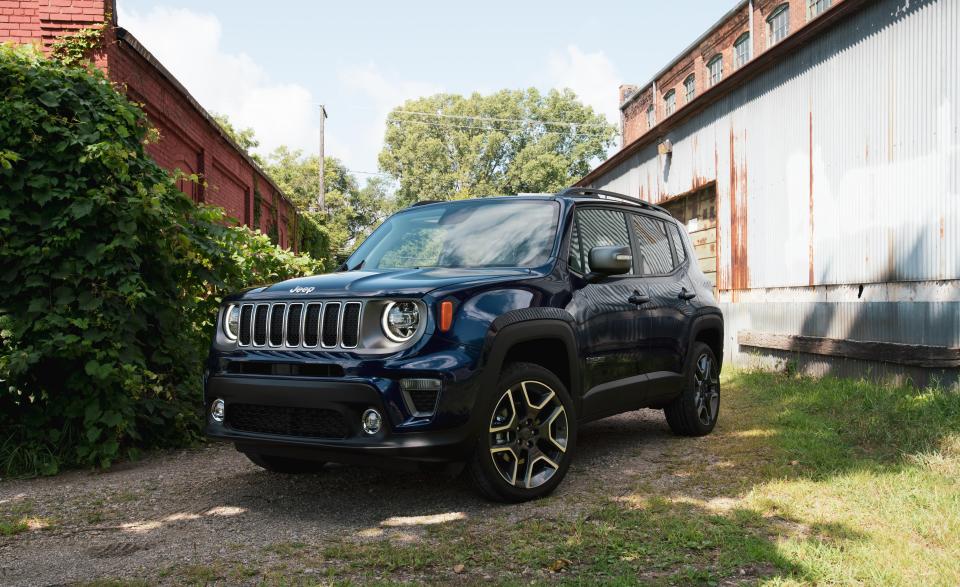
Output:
(0, 45), (322, 475)
(211, 112), (263, 166)
(265, 147), (394, 256)
(378, 88), (616, 206)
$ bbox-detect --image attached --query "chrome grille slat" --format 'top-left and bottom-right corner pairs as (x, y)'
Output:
(341, 302), (362, 348)
(253, 305), (269, 346)
(239, 305), (253, 345)
(321, 302), (341, 348)
(286, 303), (303, 346)
(303, 303), (322, 347)
(269, 304), (286, 346)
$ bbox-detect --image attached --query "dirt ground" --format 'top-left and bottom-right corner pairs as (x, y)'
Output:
(0, 410), (707, 586)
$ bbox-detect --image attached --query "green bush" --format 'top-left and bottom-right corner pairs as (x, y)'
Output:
(0, 45), (322, 475)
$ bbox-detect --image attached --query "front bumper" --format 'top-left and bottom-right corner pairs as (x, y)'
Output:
(204, 375), (478, 464)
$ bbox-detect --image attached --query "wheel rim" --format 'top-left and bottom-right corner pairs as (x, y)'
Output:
(488, 381), (568, 489)
(693, 353), (720, 426)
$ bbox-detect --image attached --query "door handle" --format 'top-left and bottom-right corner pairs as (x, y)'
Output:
(678, 287), (697, 301)
(628, 290), (650, 305)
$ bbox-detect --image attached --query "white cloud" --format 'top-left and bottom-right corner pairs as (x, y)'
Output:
(546, 45), (622, 125)
(117, 6), (322, 159)
(336, 63), (442, 171)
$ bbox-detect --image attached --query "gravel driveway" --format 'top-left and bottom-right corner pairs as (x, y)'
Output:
(0, 410), (698, 585)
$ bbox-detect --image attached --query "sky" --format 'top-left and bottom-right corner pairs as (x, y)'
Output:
(116, 1), (735, 182)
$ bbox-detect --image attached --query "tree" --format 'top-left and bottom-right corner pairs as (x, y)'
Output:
(264, 147), (394, 256)
(211, 112), (263, 166)
(378, 88), (617, 207)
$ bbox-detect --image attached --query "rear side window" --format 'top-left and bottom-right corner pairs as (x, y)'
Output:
(573, 208), (633, 273)
(631, 215), (674, 275)
(670, 224), (688, 265)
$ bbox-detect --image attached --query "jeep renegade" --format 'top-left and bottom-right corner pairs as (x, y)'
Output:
(204, 188), (723, 502)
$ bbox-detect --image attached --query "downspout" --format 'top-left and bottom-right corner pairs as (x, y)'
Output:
(748, 0), (755, 59)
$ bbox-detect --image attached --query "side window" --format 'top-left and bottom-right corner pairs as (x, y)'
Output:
(576, 208), (632, 273)
(670, 224), (688, 265)
(631, 215), (675, 275)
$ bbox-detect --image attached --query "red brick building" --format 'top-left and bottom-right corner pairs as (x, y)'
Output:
(1, 0), (299, 249)
(618, 0), (845, 145)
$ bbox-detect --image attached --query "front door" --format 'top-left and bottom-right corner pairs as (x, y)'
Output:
(566, 206), (651, 419)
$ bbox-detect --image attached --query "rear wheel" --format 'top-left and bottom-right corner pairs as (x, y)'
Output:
(468, 362), (576, 502)
(664, 342), (720, 436)
(242, 451), (327, 474)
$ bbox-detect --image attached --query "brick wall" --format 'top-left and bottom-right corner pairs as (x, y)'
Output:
(1, 0), (298, 249)
(620, 0), (847, 146)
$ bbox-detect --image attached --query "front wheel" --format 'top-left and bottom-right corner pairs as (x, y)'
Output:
(468, 362), (577, 502)
(664, 342), (720, 436)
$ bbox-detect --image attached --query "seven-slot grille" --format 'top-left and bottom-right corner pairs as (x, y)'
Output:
(235, 301), (363, 350)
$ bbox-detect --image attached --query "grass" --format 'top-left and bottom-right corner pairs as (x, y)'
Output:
(233, 370), (958, 586)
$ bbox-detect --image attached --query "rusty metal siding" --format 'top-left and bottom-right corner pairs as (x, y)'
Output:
(588, 0), (960, 291)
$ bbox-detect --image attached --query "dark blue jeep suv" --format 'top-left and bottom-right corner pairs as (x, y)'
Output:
(204, 188), (723, 502)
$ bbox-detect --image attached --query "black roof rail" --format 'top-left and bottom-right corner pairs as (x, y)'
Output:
(557, 187), (672, 216)
(409, 200), (444, 207)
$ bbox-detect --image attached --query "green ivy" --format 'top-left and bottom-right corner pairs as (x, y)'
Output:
(50, 16), (108, 67)
(0, 45), (323, 476)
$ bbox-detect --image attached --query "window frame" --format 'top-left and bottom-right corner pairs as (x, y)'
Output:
(684, 74), (696, 103)
(567, 205), (637, 277)
(767, 3), (790, 47)
(707, 54), (724, 86)
(628, 212), (682, 277)
(808, 0), (831, 19)
(664, 89), (676, 116)
(733, 32), (751, 69)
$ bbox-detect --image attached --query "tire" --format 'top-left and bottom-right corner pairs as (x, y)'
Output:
(468, 362), (577, 502)
(664, 342), (720, 436)
(242, 451), (327, 474)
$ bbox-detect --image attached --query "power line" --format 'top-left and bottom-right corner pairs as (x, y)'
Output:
(390, 109), (612, 129)
(386, 118), (619, 137)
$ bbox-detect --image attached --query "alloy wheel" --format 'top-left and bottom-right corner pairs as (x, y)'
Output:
(488, 381), (569, 489)
(693, 353), (720, 426)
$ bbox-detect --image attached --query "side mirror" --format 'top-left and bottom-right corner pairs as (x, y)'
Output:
(587, 245), (632, 279)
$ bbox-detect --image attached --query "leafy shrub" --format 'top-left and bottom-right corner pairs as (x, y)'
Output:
(0, 45), (322, 475)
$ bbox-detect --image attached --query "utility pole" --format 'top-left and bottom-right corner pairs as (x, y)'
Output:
(318, 104), (327, 212)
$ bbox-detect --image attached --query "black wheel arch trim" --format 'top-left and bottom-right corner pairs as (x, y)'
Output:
(480, 308), (582, 412)
(686, 312), (724, 370)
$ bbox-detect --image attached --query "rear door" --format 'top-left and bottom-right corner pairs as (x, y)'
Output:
(627, 213), (696, 395)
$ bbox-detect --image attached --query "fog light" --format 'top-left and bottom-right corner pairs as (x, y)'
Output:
(361, 408), (382, 435)
(210, 398), (225, 423)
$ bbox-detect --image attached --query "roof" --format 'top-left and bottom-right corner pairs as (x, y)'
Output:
(577, 0), (871, 188)
(114, 27), (297, 212)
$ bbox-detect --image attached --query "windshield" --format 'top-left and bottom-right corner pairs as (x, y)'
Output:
(346, 199), (560, 270)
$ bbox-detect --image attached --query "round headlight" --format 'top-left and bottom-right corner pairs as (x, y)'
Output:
(381, 301), (420, 342)
(223, 304), (241, 340)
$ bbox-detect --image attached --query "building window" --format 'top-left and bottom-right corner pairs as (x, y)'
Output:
(664, 90), (676, 116)
(684, 74), (696, 102)
(707, 54), (723, 86)
(767, 4), (790, 46)
(646, 104), (655, 129)
(734, 32), (751, 69)
(808, 0), (831, 19)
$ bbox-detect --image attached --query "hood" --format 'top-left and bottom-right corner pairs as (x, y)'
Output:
(242, 267), (536, 300)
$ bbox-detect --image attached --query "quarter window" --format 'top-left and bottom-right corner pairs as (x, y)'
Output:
(684, 74), (696, 102)
(646, 104), (655, 129)
(631, 215), (674, 275)
(669, 224), (688, 266)
(808, 0), (831, 19)
(575, 208), (633, 274)
(734, 33), (751, 69)
(767, 4), (790, 46)
(664, 90), (676, 116)
(708, 54), (723, 86)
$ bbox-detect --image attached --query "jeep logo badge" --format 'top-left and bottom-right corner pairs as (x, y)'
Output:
(289, 286), (315, 294)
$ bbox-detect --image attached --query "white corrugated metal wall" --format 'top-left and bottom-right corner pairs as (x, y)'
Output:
(587, 0), (959, 380)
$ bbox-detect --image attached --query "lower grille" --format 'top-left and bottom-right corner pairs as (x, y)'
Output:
(226, 403), (349, 439)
